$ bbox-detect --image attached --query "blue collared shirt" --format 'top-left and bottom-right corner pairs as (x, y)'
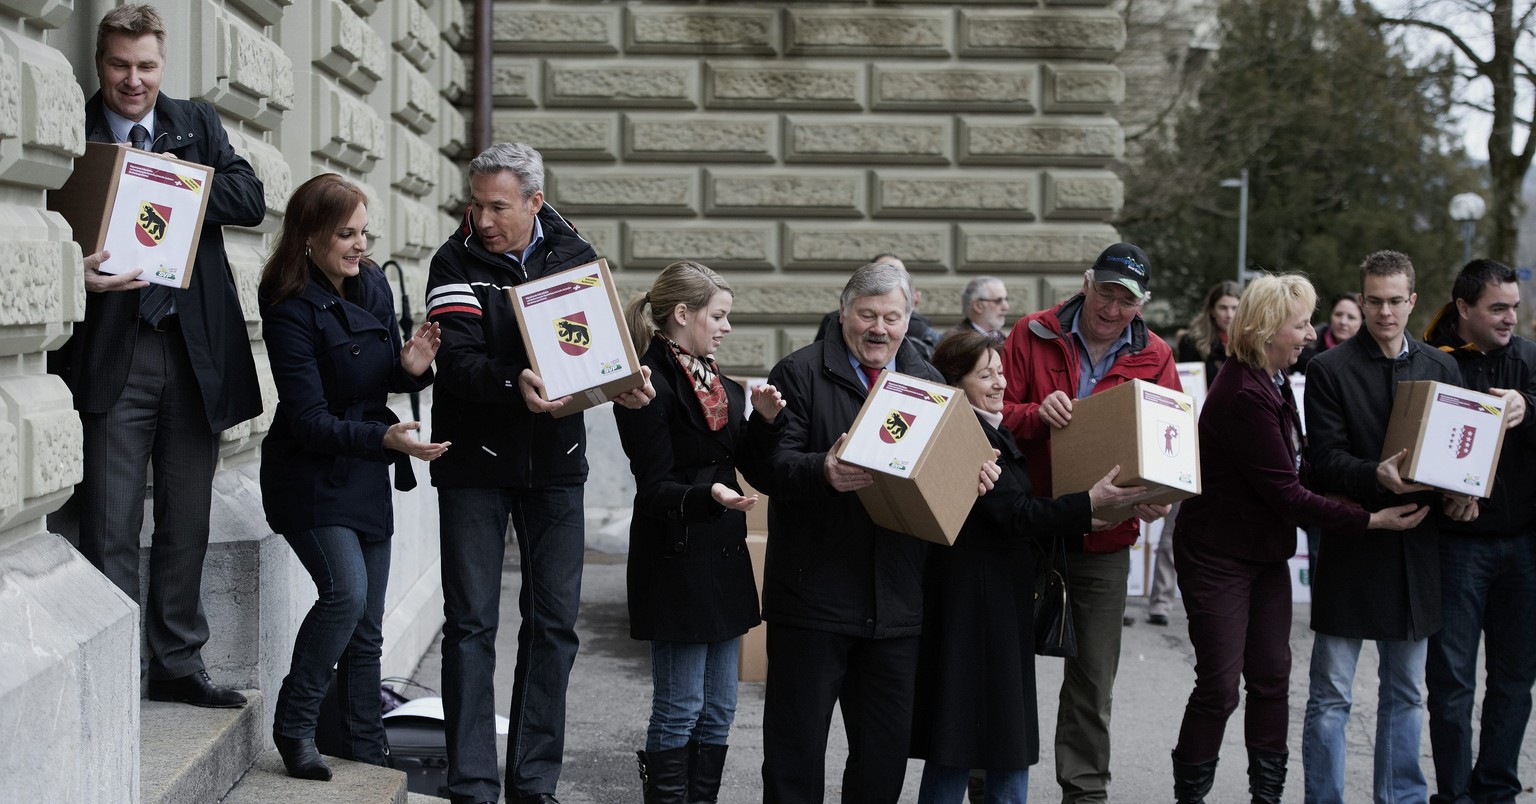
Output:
(1068, 311), (1134, 399)
(846, 349), (896, 390)
(103, 106), (157, 148)
(511, 216), (545, 265)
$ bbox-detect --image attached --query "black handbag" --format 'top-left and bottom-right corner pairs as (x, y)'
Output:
(1033, 532), (1077, 658)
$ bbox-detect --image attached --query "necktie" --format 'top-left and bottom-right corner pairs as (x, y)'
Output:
(860, 363), (882, 391)
(131, 124), (173, 328)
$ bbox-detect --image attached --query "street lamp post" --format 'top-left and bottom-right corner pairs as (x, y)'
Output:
(1448, 193), (1486, 266)
(1220, 169), (1249, 284)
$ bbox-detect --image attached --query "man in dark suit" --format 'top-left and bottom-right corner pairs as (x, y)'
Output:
(60, 4), (264, 707)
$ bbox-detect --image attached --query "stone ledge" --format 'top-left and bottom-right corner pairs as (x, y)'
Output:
(141, 692), (264, 804)
(222, 750), (407, 804)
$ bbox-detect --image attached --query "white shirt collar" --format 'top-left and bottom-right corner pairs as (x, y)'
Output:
(103, 105), (157, 147)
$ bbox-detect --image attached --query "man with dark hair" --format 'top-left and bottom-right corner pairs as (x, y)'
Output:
(60, 3), (264, 708)
(1302, 249), (1468, 803)
(1421, 259), (1536, 804)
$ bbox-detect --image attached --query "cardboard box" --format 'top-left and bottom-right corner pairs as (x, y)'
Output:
(1050, 379), (1201, 523)
(510, 258), (644, 418)
(738, 533), (768, 682)
(835, 370), (995, 546)
(48, 142), (214, 289)
(1380, 380), (1509, 497)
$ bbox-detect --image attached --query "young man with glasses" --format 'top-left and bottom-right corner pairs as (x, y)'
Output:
(946, 276), (1012, 340)
(998, 243), (1177, 803)
(1301, 249), (1469, 803)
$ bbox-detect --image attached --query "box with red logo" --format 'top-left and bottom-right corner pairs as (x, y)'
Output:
(1050, 378), (1201, 523)
(1380, 380), (1508, 497)
(47, 142), (213, 289)
(834, 370), (995, 546)
(510, 258), (644, 419)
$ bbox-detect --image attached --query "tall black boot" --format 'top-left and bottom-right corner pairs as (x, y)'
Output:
(687, 743), (728, 803)
(635, 746), (690, 804)
(1172, 751), (1218, 804)
(1247, 748), (1286, 804)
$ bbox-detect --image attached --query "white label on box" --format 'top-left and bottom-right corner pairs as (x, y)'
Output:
(99, 151), (209, 287)
(840, 376), (953, 478)
(1137, 386), (1200, 491)
(1175, 361), (1208, 413)
(514, 270), (635, 400)
(1415, 390), (1504, 494)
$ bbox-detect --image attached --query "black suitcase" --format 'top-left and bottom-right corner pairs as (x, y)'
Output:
(386, 714), (450, 798)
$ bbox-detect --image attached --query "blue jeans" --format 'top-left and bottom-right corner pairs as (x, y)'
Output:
(646, 638), (741, 751)
(273, 526), (390, 764)
(438, 485), (584, 804)
(1427, 535), (1536, 804)
(1302, 632), (1428, 804)
(918, 764), (1028, 804)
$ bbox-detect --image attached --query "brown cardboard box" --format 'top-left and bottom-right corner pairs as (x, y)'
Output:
(1050, 378), (1201, 523)
(510, 258), (644, 418)
(47, 142), (214, 289)
(1380, 380), (1508, 497)
(835, 370), (994, 546)
(738, 533), (768, 682)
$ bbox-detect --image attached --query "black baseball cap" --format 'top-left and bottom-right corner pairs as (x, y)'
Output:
(1091, 243), (1151, 299)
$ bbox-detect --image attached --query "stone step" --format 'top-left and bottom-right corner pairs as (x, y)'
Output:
(406, 793), (447, 803)
(141, 691), (264, 804)
(221, 751), (409, 804)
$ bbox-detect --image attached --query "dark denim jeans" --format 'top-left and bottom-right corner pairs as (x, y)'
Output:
(1427, 535), (1536, 804)
(273, 526), (390, 765)
(438, 485), (584, 804)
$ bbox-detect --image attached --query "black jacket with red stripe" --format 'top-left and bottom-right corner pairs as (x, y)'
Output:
(425, 204), (597, 488)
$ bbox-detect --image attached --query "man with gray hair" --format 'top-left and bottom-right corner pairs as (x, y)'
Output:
(425, 143), (653, 804)
(742, 262), (998, 802)
(945, 276), (1011, 340)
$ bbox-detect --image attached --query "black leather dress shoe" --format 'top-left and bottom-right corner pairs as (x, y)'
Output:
(1148, 613), (1170, 626)
(517, 795), (560, 804)
(274, 735), (332, 781)
(146, 670), (248, 708)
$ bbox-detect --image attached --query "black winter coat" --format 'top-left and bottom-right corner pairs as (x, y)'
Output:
(260, 265), (432, 540)
(1304, 334), (1459, 641)
(739, 328), (941, 638)
(910, 417), (1090, 769)
(614, 339), (765, 643)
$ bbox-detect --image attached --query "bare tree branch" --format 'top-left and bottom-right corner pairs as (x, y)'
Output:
(1372, 14), (1492, 67)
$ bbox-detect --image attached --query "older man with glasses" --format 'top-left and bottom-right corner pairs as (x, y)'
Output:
(946, 276), (1011, 340)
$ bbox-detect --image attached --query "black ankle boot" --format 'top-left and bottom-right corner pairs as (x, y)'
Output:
(275, 735), (332, 781)
(1172, 751), (1218, 804)
(635, 745), (690, 804)
(687, 743), (727, 803)
(1247, 748), (1287, 804)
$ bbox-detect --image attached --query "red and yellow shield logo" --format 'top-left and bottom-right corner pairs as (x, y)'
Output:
(136, 201), (171, 247)
(555, 311), (591, 356)
(879, 409), (916, 444)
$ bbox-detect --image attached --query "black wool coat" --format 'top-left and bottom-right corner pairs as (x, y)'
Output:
(910, 416), (1090, 769)
(613, 339), (765, 643)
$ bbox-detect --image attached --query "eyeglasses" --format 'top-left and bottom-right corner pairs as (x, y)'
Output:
(1090, 285), (1142, 312)
(1362, 296), (1411, 311)
(977, 296), (1009, 305)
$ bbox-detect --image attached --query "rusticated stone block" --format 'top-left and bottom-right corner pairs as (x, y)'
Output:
(872, 65), (1033, 112)
(705, 62), (863, 111)
(548, 168), (698, 216)
(438, 48), (469, 102)
(706, 169), (864, 217)
(0, 241), (64, 327)
(492, 61), (538, 107)
(21, 56), (83, 156)
(3, 0), (71, 29)
(493, 7), (620, 54)
(311, 76), (386, 171)
(0, 374), (83, 498)
(1042, 274), (1088, 305)
(957, 223), (1120, 271)
(312, 0), (387, 93)
(492, 113), (618, 162)
(228, 0), (291, 28)
(959, 10), (1123, 60)
(626, 114), (776, 163)
(622, 221), (777, 270)
(733, 282), (844, 316)
(0, 50), (19, 139)
(960, 118), (1121, 166)
(228, 17), (296, 113)
(627, 7), (778, 56)
(395, 0), (441, 72)
(546, 61), (698, 109)
(786, 117), (950, 164)
(1043, 64), (1123, 112)
(237, 135), (291, 218)
(342, 0), (375, 15)
(392, 127), (439, 197)
(389, 194), (443, 259)
(714, 332), (773, 370)
(394, 56), (439, 134)
(0, 416), (15, 510)
(783, 223), (950, 270)
(1043, 171), (1122, 220)
(873, 171), (1035, 220)
(227, 248), (263, 326)
(787, 9), (952, 57)
(439, 100), (470, 159)
(572, 220), (619, 267)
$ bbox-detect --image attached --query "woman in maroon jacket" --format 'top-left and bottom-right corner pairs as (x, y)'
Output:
(1169, 274), (1427, 803)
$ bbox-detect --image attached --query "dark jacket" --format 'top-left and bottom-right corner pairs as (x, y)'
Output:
(424, 204), (597, 488)
(739, 327), (941, 638)
(60, 92), (264, 432)
(1178, 359), (1368, 562)
(1304, 333), (1460, 641)
(1424, 303), (1536, 538)
(1177, 332), (1228, 388)
(910, 417), (1090, 769)
(1291, 323), (1348, 374)
(613, 339), (765, 643)
(259, 265), (432, 540)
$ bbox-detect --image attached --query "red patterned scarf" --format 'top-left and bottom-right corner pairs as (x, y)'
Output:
(664, 336), (728, 431)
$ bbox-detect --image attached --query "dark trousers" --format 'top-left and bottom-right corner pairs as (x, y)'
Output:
(1427, 535), (1536, 804)
(273, 526), (390, 765)
(438, 484), (585, 804)
(1173, 540), (1293, 762)
(76, 325), (219, 680)
(761, 622), (919, 804)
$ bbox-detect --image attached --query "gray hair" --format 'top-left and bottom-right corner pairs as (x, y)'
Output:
(960, 276), (1002, 315)
(840, 262), (913, 315)
(468, 142), (545, 199)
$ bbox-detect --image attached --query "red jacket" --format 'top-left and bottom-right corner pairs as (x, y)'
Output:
(1000, 293), (1180, 552)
